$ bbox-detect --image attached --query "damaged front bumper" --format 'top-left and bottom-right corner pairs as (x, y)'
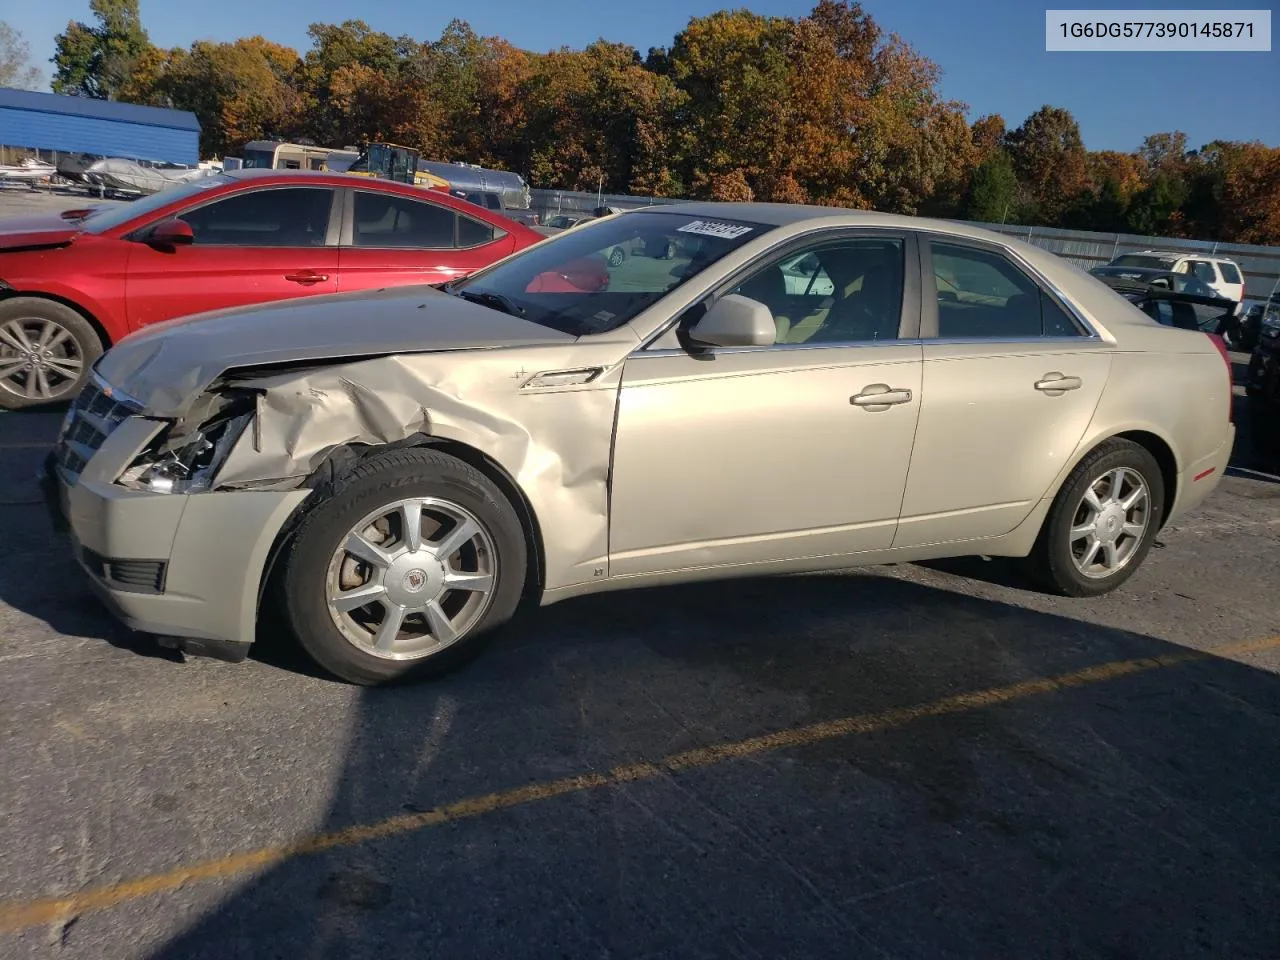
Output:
(42, 445), (310, 660)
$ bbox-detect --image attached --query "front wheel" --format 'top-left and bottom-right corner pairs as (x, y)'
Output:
(1025, 439), (1165, 597)
(0, 297), (102, 409)
(280, 448), (528, 684)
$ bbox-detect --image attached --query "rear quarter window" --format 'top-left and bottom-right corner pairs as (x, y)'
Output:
(1218, 262), (1242, 284)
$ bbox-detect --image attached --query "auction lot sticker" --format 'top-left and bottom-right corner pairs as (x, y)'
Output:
(1046, 9), (1271, 51)
(678, 221), (754, 239)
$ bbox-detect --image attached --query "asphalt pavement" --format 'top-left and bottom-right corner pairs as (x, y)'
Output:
(1, 377), (1279, 960)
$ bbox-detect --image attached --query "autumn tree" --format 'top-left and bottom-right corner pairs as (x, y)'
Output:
(0, 22), (42, 89)
(1139, 131), (1190, 178)
(970, 114), (1006, 159)
(52, 0), (153, 100)
(160, 39), (303, 156)
(1004, 106), (1090, 223)
(662, 9), (794, 200)
(1207, 142), (1280, 245)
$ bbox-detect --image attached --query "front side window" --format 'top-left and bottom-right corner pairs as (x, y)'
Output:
(932, 241), (1081, 339)
(84, 175), (236, 234)
(729, 238), (904, 345)
(178, 187), (334, 247)
(352, 192), (454, 249)
(450, 211), (770, 336)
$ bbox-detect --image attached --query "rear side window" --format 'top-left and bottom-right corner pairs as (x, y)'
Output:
(1218, 261), (1242, 284)
(458, 215), (498, 248)
(1190, 261), (1217, 284)
(353, 191), (454, 248)
(931, 242), (1083, 339)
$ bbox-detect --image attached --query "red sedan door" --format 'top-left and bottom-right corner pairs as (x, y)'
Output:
(337, 188), (517, 292)
(124, 185), (341, 329)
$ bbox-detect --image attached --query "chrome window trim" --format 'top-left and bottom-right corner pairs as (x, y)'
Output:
(126, 183), (341, 248)
(631, 334), (1109, 361)
(922, 232), (1103, 342)
(628, 225), (1107, 363)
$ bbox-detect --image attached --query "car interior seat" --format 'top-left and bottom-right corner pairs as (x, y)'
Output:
(737, 266), (790, 342)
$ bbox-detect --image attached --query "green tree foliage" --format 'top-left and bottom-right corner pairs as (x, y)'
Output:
(962, 150), (1018, 223)
(51, 0), (151, 99)
(1003, 106), (1089, 223)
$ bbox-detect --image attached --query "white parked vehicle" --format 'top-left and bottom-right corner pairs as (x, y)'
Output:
(1105, 251), (1246, 314)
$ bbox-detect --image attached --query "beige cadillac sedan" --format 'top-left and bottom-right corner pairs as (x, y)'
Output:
(45, 203), (1235, 684)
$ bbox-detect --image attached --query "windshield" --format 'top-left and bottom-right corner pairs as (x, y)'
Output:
(240, 149), (277, 169)
(1110, 254), (1177, 269)
(450, 210), (769, 335)
(79, 174), (236, 234)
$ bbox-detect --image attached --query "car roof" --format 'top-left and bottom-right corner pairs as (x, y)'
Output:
(1092, 265), (1175, 277)
(1126, 249), (1239, 265)
(217, 169), (516, 215)
(620, 201), (1046, 251)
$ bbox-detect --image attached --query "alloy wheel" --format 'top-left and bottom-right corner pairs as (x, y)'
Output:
(1068, 467), (1151, 579)
(325, 497), (498, 660)
(0, 317), (84, 401)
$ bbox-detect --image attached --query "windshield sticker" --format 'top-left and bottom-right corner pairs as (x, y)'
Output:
(592, 311), (615, 324)
(677, 220), (754, 240)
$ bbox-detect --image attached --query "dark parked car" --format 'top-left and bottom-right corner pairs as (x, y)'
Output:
(1089, 266), (1238, 340)
(1245, 303), (1280, 464)
(1238, 304), (1266, 353)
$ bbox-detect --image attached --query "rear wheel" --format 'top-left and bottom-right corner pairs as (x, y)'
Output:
(1025, 439), (1164, 597)
(0, 298), (101, 409)
(280, 448), (527, 685)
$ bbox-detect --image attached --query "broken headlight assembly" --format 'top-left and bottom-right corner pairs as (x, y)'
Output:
(116, 392), (256, 494)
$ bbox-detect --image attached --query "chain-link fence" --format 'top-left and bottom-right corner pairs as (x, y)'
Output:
(531, 188), (1280, 304)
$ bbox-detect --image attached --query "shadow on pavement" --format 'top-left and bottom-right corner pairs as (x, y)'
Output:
(142, 573), (1280, 960)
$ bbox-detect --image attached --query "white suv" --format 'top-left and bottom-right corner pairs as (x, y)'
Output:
(1105, 251), (1246, 313)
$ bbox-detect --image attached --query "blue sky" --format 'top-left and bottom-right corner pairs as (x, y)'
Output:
(9, 0), (1278, 152)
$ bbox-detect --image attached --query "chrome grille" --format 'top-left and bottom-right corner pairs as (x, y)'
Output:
(54, 377), (143, 483)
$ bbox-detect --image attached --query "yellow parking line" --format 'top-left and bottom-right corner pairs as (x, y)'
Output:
(1, 633), (1278, 933)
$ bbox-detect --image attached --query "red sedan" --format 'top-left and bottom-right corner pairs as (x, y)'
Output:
(0, 170), (544, 408)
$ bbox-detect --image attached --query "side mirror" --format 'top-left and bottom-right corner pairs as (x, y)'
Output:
(687, 294), (776, 348)
(149, 218), (194, 248)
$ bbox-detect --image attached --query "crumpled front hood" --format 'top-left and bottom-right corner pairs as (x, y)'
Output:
(95, 285), (574, 418)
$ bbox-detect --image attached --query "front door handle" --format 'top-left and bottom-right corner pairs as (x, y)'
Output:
(850, 384), (913, 409)
(1034, 373), (1082, 394)
(284, 271), (330, 285)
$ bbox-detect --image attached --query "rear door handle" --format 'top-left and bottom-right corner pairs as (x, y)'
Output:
(850, 384), (913, 409)
(1034, 373), (1082, 393)
(284, 271), (329, 285)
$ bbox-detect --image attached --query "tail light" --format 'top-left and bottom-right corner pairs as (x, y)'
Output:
(1207, 332), (1233, 424)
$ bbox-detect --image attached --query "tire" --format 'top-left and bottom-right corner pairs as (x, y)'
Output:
(608, 246), (625, 267)
(0, 297), (102, 410)
(280, 447), (527, 685)
(1025, 439), (1165, 598)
